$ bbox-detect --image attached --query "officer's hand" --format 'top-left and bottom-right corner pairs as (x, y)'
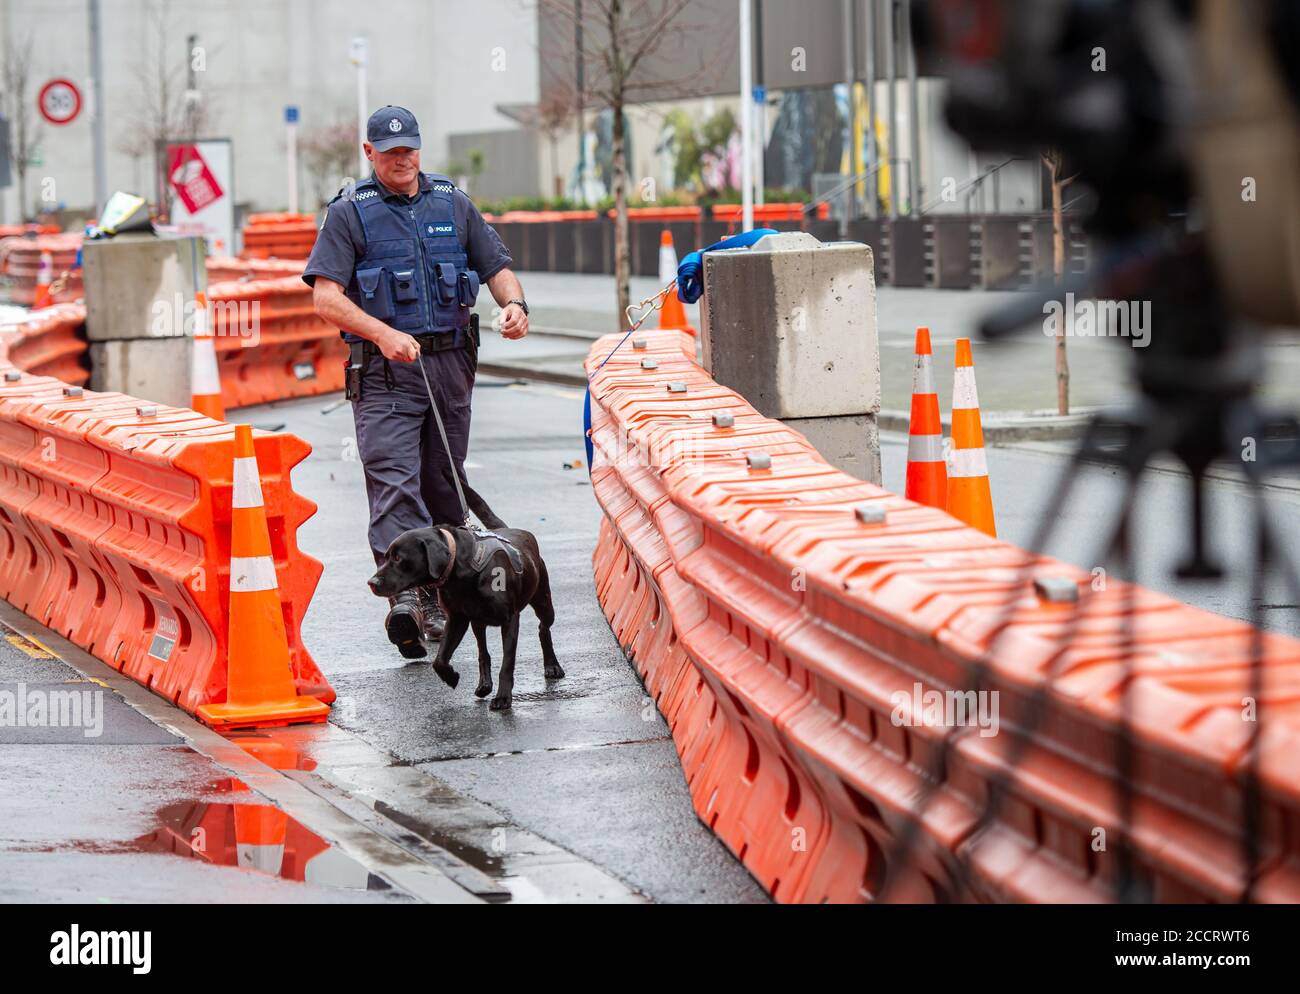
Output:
(500, 303), (529, 340)
(378, 329), (420, 363)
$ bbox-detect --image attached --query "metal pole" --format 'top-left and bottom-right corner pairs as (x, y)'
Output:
(351, 37), (369, 178)
(88, 0), (107, 211)
(753, 0), (765, 207)
(739, 0), (753, 231)
(885, 0), (898, 220)
(865, 0), (877, 219)
(575, 0), (586, 203)
(842, 0), (857, 229)
(286, 113), (299, 214)
(904, 0), (921, 214)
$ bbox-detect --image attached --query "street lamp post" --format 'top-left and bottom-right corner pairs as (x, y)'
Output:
(285, 106), (300, 214)
(739, 0), (753, 232)
(350, 37), (369, 179)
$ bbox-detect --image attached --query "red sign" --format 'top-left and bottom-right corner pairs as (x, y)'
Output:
(38, 78), (82, 125)
(167, 145), (225, 214)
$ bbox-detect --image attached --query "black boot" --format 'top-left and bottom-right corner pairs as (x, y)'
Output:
(419, 586), (447, 642)
(385, 589), (428, 659)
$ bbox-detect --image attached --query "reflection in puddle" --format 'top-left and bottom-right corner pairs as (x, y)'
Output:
(133, 777), (388, 891)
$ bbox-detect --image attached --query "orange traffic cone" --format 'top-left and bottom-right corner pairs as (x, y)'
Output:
(190, 291), (225, 420)
(32, 251), (53, 309)
(947, 338), (996, 536)
(656, 229), (696, 336)
(904, 326), (946, 509)
(231, 789), (289, 875)
(196, 424), (330, 730)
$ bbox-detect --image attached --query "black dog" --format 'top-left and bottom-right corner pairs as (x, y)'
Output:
(368, 481), (563, 711)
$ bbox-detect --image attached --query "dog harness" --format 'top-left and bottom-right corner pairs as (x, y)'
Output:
(433, 526), (524, 586)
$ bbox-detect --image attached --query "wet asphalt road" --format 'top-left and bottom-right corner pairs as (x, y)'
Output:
(0, 614), (406, 903)
(278, 376), (770, 904)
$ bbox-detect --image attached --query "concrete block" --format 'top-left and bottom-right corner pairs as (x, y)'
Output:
(82, 234), (207, 343)
(784, 413), (882, 485)
(700, 230), (881, 420)
(89, 339), (192, 409)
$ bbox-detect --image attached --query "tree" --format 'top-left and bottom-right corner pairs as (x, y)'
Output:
(302, 121), (358, 208)
(1041, 147), (1077, 415)
(541, 0), (713, 329)
(118, 0), (217, 216)
(1, 33), (42, 221)
(444, 148), (486, 194)
(537, 79), (577, 198)
(665, 107), (736, 192)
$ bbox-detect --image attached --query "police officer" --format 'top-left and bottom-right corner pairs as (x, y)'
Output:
(304, 105), (529, 658)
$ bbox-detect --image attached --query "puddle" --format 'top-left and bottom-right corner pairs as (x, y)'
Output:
(507, 687), (591, 703)
(129, 776), (389, 891)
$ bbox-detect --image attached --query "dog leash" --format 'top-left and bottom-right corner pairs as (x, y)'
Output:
(580, 279), (679, 474)
(415, 345), (522, 568)
(581, 228), (780, 473)
(416, 352), (473, 528)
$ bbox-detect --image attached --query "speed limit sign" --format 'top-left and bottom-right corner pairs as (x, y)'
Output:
(38, 79), (82, 126)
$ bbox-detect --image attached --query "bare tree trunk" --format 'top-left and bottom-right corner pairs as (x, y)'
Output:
(551, 137), (561, 199)
(16, 166), (27, 223)
(613, 99), (630, 330)
(1049, 156), (1069, 415)
(607, 0), (631, 330)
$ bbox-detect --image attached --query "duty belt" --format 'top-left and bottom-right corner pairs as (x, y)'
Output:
(345, 314), (479, 400)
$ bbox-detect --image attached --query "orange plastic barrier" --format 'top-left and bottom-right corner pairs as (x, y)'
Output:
(240, 213), (317, 259)
(206, 255), (305, 283)
(710, 202), (829, 221)
(498, 209), (600, 223)
(0, 331), (332, 721)
(585, 328), (1300, 904)
(1, 234), (83, 304)
(0, 304), (89, 386)
(0, 224), (62, 238)
(207, 276), (345, 409)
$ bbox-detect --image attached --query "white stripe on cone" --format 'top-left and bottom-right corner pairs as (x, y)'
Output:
(952, 366), (980, 410)
(192, 336), (222, 395)
(230, 555), (278, 592)
(908, 433), (945, 462)
(948, 447), (989, 478)
(237, 842), (286, 875)
(658, 243), (678, 284)
(232, 456), (264, 508)
(911, 354), (936, 394)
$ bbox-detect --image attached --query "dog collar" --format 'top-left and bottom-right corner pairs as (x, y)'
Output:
(434, 527), (457, 586)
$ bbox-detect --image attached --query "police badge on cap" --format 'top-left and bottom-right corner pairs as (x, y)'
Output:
(367, 105), (421, 151)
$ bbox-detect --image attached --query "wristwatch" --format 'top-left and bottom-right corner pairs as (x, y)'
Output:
(507, 298), (529, 316)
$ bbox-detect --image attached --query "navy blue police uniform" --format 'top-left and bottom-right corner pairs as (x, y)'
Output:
(303, 118), (512, 567)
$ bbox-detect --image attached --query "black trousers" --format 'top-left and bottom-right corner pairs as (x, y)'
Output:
(352, 345), (476, 566)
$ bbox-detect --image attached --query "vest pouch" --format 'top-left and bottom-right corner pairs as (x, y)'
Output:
(434, 262), (460, 306)
(356, 267), (393, 321)
(458, 270), (480, 307)
(391, 269), (419, 303)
